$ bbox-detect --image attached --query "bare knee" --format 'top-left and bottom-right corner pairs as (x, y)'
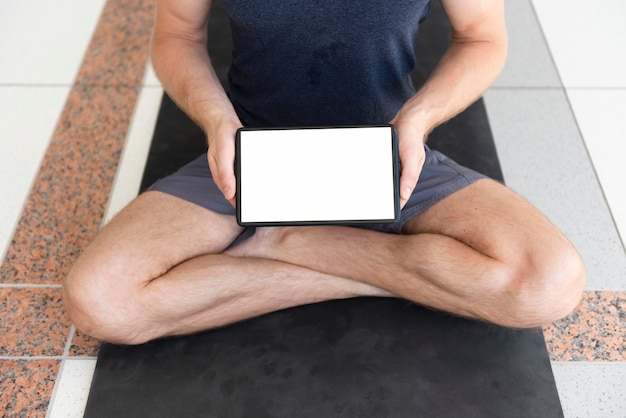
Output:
(493, 243), (585, 329)
(63, 262), (155, 345)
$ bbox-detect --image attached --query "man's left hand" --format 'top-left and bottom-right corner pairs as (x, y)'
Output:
(390, 113), (427, 209)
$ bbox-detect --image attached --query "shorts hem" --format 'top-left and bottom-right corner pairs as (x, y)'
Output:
(398, 175), (482, 232)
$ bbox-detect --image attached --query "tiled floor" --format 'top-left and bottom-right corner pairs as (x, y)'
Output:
(0, 0), (624, 416)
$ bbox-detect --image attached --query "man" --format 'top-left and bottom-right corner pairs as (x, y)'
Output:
(63, 0), (585, 345)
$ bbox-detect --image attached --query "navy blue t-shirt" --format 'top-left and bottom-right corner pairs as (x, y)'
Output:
(219, 0), (431, 127)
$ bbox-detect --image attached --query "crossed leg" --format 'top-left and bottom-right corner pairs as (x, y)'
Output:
(63, 178), (585, 345)
(63, 191), (389, 344)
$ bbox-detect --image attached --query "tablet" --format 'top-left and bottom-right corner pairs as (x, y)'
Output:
(236, 125), (400, 226)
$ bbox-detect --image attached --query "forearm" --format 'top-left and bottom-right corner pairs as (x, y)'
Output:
(151, 17), (242, 202)
(150, 34), (240, 133)
(399, 37), (507, 137)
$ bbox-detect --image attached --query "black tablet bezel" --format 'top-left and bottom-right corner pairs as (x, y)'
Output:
(235, 125), (400, 227)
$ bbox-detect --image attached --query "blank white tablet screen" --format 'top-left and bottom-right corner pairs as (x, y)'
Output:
(237, 126), (398, 225)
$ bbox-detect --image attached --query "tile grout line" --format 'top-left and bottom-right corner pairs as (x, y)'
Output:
(0, 84), (74, 88)
(62, 325), (76, 358)
(45, 360), (67, 418)
(45, 326), (84, 418)
(7, 357), (625, 364)
(560, 87), (626, 251)
(0, 82), (159, 88)
(489, 85), (626, 91)
(488, 86), (563, 90)
(564, 86), (626, 90)
(0, 283), (62, 288)
(100, 70), (163, 227)
(527, 0), (568, 90)
(551, 361), (626, 365)
(0, 356), (98, 361)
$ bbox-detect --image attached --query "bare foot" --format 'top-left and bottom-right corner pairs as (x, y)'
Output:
(223, 226), (289, 259)
(224, 226), (393, 298)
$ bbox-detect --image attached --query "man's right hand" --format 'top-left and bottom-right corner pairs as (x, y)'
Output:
(206, 116), (243, 207)
(152, 0), (244, 206)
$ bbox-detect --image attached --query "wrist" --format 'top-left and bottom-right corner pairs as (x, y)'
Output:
(392, 103), (434, 145)
(396, 92), (444, 136)
(204, 114), (242, 150)
(202, 106), (241, 134)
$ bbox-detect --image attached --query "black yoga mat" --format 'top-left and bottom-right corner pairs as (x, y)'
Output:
(85, 2), (562, 416)
(86, 299), (562, 417)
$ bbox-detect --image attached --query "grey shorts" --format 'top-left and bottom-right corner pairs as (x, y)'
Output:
(148, 145), (486, 234)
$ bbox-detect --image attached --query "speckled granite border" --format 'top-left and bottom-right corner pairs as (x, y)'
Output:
(544, 291), (626, 361)
(0, 360), (60, 418)
(0, 0), (153, 416)
(70, 329), (102, 357)
(0, 85), (141, 285)
(0, 287), (69, 357)
(0, 0), (154, 285)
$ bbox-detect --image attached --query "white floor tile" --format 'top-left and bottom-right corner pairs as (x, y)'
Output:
(103, 86), (163, 224)
(0, 86), (70, 260)
(567, 89), (626, 246)
(0, 0), (106, 85)
(531, 0), (626, 87)
(143, 60), (162, 87)
(484, 88), (626, 291)
(552, 362), (626, 418)
(47, 359), (97, 418)
(493, 0), (560, 88)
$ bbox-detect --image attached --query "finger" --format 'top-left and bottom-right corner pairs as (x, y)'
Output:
(399, 145), (424, 209)
(400, 164), (418, 208)
(208, 140), (236, 201)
